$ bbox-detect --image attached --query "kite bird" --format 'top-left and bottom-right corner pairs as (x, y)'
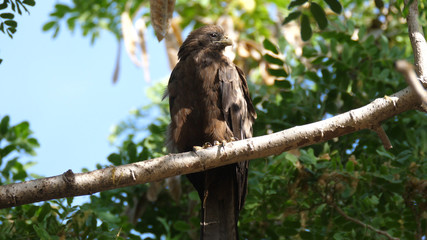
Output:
(164, 25), (257, 239)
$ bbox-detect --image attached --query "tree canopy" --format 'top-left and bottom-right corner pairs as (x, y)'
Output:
(1, 0), (426, 239)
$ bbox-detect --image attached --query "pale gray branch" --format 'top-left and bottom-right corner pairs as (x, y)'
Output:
(405, 0), (427, 81)
(0, 86), (420, 209)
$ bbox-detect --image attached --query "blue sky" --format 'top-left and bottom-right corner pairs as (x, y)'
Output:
(0, 1), (168, 181)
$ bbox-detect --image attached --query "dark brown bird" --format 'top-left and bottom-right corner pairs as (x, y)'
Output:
(164, 25), (256, 239)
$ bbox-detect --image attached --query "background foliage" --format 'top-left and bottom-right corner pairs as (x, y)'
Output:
(1, 0), (427, 239)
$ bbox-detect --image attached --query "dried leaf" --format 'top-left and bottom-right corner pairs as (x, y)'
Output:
(121, 11), (141, 67)
(217, 16), (236, 61)
(165, 18), (181, 69)
(112, 40), (121, 84)
(147, 181), (162, 202)
(260, 61), (275, 85)
(165, 176), (181, 202)
(170, 17), (182, 45)
(135, 18), (150, 82)
(150, 0), (175, 42)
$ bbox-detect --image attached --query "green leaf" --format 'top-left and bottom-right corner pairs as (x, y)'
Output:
(42, 21), (56, 31)
(4, 20), (17, 28)
(37, 203), (52, 222)
(52, 25), (60, 38)
(7, 26), (16, 36)
(66, 16), (78, 31)
(310, 2), (328, 30)
(0, 13), (14, 19)
(173, 220), (190, 231)
(288, 0), (308, 9)
(0, 115), (10, 135)
(15, 2), (21, 15)
(23, 0), (36, 7)
(17, 0), (30, 14)
(189, 190), (200, 201)
(1, 145), (16, 159)
(127, 142), (137, 163)
(33, 224), (51, 239)
(374, 0), (384, 9)
(268, 68), (288, 78)
(107, 153), (122, 165)
(299, 149), (317, 165)
(325, 0), (342, 14)
(0, 2), (7, 10)
(300, 14), (312, 41)
(274, 79), (291, 89)
(263, 54), (284, 65)
(2, 157), (18, 178)
(0, 22), (4, 33)
(283, 11), (301, 25)
(345, 160), (354, 172)
(263, 39), (279, 54)
(55, 4), (71, 12)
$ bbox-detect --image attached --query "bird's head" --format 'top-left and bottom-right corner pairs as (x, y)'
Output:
(178, 25), (232, 60)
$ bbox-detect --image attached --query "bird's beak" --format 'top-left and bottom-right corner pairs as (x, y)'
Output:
(217, 35), (233, 46)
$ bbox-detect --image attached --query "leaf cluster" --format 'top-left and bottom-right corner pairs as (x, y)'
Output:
(0, 0), (35, 38)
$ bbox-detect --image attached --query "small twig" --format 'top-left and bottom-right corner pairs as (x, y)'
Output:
(373, 125), (393, 149)
(331, 203), (400, 240)
(395, 60), (427, 105)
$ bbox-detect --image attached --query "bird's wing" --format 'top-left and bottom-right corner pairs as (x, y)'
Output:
(218, 61), (256, 211)
(219, 62), (256, 140)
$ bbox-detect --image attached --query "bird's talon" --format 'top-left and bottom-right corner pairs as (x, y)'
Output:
(203, 142), (212, 148)
(193, 146), (203, 151)
(213, 140), (220, 146)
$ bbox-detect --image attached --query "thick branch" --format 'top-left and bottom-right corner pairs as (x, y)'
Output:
(0, 86), (421, 209)
(405, 0), (427, 83)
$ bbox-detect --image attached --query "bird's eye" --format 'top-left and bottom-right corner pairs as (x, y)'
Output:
(209, 32), (218, 38)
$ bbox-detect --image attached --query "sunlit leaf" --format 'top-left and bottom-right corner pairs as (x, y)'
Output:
(283, 11), (301, 25)
(288, 0), (308, 9)
(263, 39), (279, 54)
(310, 2), (328, 30)
(325, 0), (342, 14)
(42, 21), (56, 31)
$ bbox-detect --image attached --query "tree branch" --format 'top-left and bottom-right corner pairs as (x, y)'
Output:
(331, 203), (400, 240)
(396, 60), (427, 105)
(372, 125), (392, 150)
(405, 0), (427, 83)
(0, 86), (421, 209)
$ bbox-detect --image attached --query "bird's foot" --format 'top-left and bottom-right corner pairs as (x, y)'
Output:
(215, 138), (236, 146)
(192, 142), (213, 151)
(193, 146), (203, 151)
(203, 142), (212, 148)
